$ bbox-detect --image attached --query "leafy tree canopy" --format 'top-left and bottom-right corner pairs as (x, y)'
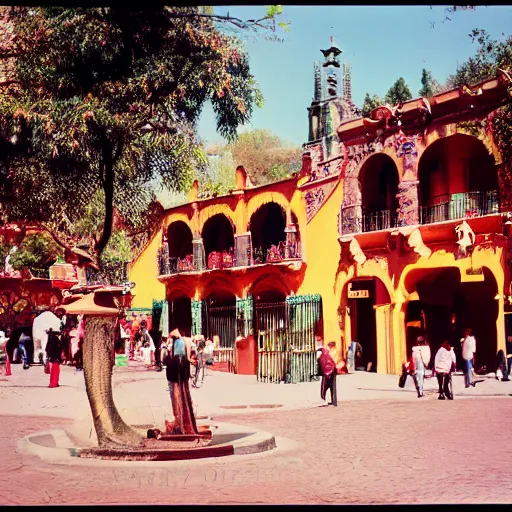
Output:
(9, 232), (62, 273)
(0, 6), (283, 267)
(418, 68), (442, 98)
(361, 92), (384, 117)
(212, 128), (302, 187)
(384, 77), (413, 106)
(446, 29), (512, 162)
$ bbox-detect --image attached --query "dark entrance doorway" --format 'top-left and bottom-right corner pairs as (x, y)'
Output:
(406, 267), (498, 373)
(168, 296), (192, 337)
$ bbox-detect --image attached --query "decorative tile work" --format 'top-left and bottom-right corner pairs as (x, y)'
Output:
(396, 180), (419, 227)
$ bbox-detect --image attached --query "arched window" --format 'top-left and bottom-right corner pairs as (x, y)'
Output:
(359, 154), (399, 232)
(418, 134), (498, 223)
(201, 214), (235, 269)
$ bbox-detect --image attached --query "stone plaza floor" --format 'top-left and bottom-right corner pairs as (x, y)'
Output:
(1, 361), (512, 504)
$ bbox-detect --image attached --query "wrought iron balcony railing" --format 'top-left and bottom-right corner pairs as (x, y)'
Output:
(158, 239), (302, 276)
(420, 190), (499, 225)
(362, 209), (397, 233)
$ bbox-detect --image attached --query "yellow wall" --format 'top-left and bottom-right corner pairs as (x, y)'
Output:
(297, 179), (343, 353)
(128, 229), (165, 308)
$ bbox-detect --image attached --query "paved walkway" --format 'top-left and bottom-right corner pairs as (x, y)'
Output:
(2, 362), (512, 504)
(1, 361), (510, 444)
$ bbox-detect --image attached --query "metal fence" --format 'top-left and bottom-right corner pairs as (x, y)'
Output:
(362, 209), (397, 233)
(256, 295), (322, 384)
(420, 190), (499, 224)
(202, 303), (237, 349)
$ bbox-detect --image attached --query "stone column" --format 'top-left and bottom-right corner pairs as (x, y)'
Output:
(396, 181), (420, 227)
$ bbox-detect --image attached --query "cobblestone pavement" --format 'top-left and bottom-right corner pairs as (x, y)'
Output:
(2, 396), (512, 504)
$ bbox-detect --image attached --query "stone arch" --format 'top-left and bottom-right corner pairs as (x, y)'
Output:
(359, 153), (400, 232)
(340, 276), (391, 374)
(167, 282), (195, 301)
(201, 276), (239, 301)
(246, 191), (291, 223)
(163, 212), (192, 230)
(249, 202), (299, 262)
(418, 133), (499, 223)
(250, 273), (290, 300)
(166, 221), (193, 259)
(201, 214), (235, 269)
(401, 264), (499, 371)
(199, 204), (236, 234)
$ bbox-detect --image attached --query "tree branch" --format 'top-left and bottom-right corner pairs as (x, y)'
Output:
(94, 142), (114, 257)
(33, 221), (72, 252)
(164, 9), (276, 31)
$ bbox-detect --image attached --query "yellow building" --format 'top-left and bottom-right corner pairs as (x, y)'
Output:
(129, 42), (512, 379)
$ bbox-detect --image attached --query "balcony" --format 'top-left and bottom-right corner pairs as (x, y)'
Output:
(362, 209), (397, 233)
(420, 190), (499, 225)
(157, 239), (302, 277)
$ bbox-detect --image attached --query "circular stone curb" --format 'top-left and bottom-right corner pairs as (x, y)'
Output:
(16, 422), (277, 466)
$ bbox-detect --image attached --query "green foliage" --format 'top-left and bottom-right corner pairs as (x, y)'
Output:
(0, 235), (11, 265)
(361, 93), (383, 116)
(0, 6), (266, 264)
(102, 230), (132, 264)
(198, 148), (236, 198)
(385, 77), (413, 105)
(9, 232), (62, 272)
(448, 29), (512, 160)
(418, 69), (442, 98)
(226, 129), (301, 186)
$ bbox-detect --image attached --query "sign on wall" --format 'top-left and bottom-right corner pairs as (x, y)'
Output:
(348, 282), (370, 299)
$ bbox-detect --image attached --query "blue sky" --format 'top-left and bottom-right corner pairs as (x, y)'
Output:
(197, 5), (512, 149)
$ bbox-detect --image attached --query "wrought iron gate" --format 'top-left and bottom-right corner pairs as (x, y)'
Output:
(256, 294), (322, 383)
(202, 301), (237, 371)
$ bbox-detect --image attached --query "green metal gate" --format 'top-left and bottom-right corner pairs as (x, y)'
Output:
(255, 294), (322, 383)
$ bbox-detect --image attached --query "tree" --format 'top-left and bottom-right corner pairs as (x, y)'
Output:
(384, 77), (413, 105)
(418, 68), (442, 98)
(224, 129), (302, 186)
(447, 28), (512, 209)
(0, 6), (288, 448)
(0, 7), (276, 268)
(198, 147), (237, 197)
(361, 92), (384, 116)
(9, 232), (62, 277)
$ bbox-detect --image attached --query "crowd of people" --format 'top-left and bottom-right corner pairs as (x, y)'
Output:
(315, 326), (512, 405)
(0, 307), (85, 387)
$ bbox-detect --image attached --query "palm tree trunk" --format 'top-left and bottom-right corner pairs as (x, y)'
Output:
(83, 316), (142, 447)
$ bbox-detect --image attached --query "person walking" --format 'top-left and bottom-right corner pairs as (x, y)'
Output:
(319, 341), (337, 406)
(17, 328), (31, 370)
(411, 336), (430, 398)
(45, 329), (63, 388)
(461, 328), (476, 388)
(434, 342), (456, 400)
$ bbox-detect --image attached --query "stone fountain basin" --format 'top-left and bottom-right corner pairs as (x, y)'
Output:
(17, 421), (276, 464)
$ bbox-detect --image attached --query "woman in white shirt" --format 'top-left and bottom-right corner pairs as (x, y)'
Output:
(434, 342), (456, 400)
